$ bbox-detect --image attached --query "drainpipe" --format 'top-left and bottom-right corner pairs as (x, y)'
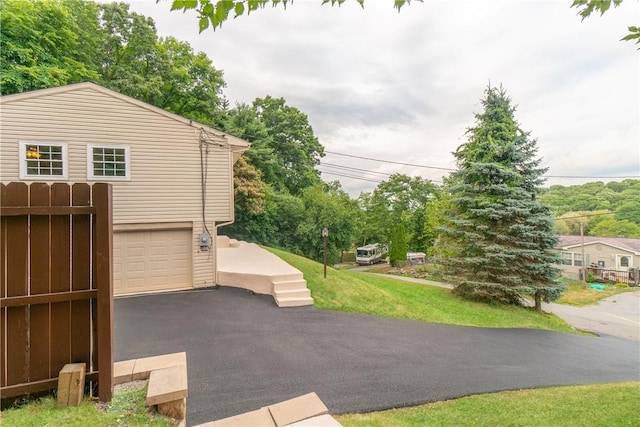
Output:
(213, 147), (240, 285)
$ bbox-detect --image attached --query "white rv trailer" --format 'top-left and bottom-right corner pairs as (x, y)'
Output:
(355, 243), (387, 265)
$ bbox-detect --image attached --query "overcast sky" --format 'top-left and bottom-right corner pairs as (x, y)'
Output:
(125, 0), (640, 196)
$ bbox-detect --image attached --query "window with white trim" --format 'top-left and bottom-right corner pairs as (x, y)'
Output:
(19, 142), (68, 179)
(560, 251), (589, 267)
(88, 145), (130, 180)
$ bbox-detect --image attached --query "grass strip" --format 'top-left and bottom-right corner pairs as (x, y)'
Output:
(1, 381), (172, 427)
(557, 278), (637, 306)
(267, 247), (575, 333)
(336, 382), (640, 427)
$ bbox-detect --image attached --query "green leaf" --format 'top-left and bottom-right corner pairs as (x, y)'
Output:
(199, 16), (210, 32)
(215, 0), (231, 23)
(234, 1), (245, 16)
(202, 2), (214, 16)
(621, 26), (640, 47)
(184, 0), (199, 10)
(171, 0), (198, 11)
(170, 0), (185, 11)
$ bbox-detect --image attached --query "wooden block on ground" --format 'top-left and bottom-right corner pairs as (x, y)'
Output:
(146, 365), (188, 406)
(283, 414), (343, 427)
(133, 352), (186, 380)
(208, 407), (276, 427)
(113, 359), (136, 385)
(268, 393), (329, 427)
(158, 397), (186, 419)
(57, 363), (86, 408)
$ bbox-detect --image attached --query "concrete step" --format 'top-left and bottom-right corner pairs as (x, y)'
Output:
(275, 296), (314, 308)
(274, 288), (311, 300)
(273, 279), (309, 292)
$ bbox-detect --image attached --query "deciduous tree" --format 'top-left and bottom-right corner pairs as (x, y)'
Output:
(0, 0), (101, 94)
(253, 95), (324, 195)
(357, 174), (437, 251)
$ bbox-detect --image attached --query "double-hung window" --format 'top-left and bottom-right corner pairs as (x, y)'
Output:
(560, 251), (589, 267)
(87, 145), (130, 180)
(19, 141), (68, 179)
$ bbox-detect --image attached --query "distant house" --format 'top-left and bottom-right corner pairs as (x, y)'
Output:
(0, 82), (250, 296)
(555, 235), (640, 283)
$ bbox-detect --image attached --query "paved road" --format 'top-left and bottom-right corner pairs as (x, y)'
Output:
(115, 287), (640, 426)
(543, 291), (640, 341)
(369, 273), (640, 341)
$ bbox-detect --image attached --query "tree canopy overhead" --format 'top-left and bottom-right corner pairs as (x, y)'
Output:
(171, 0), (638, 46)
(170, 0), (416, 32)
(438, 85), (564, 310)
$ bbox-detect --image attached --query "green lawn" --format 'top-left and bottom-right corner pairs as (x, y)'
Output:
(336, 382), (640, 427)
(1, 382), (172, 427)
(557, 278), (637, 306)
(267, 248), (575, 334)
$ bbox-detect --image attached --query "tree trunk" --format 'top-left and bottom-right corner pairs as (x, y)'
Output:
(534, 291), (542, 312)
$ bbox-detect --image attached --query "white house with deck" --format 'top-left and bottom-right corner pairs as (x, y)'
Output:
(555, 235), (640, 284)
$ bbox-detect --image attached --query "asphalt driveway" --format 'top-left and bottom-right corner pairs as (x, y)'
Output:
(115, 287), (640, 426)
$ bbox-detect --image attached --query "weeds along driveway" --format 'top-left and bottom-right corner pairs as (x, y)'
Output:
(115, 287), (640, 426)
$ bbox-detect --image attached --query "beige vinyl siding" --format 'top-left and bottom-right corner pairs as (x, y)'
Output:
(192, 220), (216, 287)
(0, 86), (233, 223)
(1, 84), (246, 290)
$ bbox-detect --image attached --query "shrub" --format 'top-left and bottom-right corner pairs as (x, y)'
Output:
(389, 224), (407, 267)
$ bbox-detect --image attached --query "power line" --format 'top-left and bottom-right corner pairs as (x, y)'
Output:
(318, 164), (443, 185)
(320, 162), (393, 177)
(554, 211), (616, 220)
(324, 150), (640, 180)
(318, 169), (382, 183)
(324, 150), (455, 171)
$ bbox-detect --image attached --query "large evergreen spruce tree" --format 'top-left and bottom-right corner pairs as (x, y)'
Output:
(440, 85), (564, 310)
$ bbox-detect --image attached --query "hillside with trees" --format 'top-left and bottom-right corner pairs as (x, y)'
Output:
(540, 180), (640, 238)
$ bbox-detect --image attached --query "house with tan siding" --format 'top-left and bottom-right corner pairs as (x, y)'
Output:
(0, 82), (250, 296)
(555, 235), (640, 284)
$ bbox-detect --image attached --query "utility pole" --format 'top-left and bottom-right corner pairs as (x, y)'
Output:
(580, 220), (587, 289)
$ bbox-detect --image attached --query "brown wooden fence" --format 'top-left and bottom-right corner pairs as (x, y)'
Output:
(1, 182), (113, 402)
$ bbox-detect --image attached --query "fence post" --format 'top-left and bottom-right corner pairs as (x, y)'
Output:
(93, 183), (113, 402)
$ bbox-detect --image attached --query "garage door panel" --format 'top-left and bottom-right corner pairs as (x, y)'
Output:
(114, 229), (193, 295)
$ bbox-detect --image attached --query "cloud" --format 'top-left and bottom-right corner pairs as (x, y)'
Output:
(126, 0), (640, 196)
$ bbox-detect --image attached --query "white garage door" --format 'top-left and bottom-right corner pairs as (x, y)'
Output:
(113, 229), (193, 295)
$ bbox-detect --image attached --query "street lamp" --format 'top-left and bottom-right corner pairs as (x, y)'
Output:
(322, 227), (328, 278)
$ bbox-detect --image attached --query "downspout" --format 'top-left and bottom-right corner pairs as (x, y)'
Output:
(214, 147), (241, 285)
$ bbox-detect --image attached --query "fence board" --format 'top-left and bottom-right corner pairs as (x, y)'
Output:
(1, 184), (6, 388)
(50, 183), (71, 378)
(5, 183), (29, 387)
(71, 184), (91, 371)
(94, 183), (113, 401)
(29, 183), (51, 382)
